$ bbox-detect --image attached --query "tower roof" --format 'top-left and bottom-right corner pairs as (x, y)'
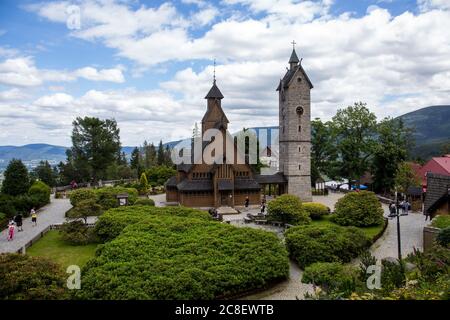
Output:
(289, 48), (300, 64)
(205, 80), (224, 99)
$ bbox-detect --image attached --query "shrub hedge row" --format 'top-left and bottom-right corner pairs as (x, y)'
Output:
(93, 206), (211, 242)
(331, 191), (384, 227)
(267, 194), (311, 225)
(77, 213), (289, 299)
(69, 187), (139, 210)
(302, 202), (330, 220)
(285, 224), (371, 268)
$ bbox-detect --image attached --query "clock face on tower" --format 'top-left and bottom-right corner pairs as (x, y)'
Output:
(296, 106), (304, 116)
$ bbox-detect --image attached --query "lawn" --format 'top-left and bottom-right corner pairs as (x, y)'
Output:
(311, 215), (385, 241)
(27, 230), (98, 269)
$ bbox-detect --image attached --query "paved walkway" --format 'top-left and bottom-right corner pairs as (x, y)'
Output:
(0, 197), (73, 253)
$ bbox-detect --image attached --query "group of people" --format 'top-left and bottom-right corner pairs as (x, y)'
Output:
(388, 200), (411, 217)
(6, 208), (37, 241)
(244, 196), (267, 215)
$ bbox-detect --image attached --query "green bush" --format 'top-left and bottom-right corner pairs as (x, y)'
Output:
(285, 224), (370, 268)
(407, 245), (450, 280)
(267, 194), (311, 225)
(66, 199), (103, 224)
(28, 181), (51, 207)
(0, 194), (16, 218)
(0, 212), (8, 229)
(302, 262), (358, 296)
(432, 215), (450, 229)
(94, 206), (211, 242)
(95, 187), (138, 209)
(0, 253), (68, 300)
(76, 214), (289, 299)
(331, 191), (384, 227)
(69, 188), (96, 207)
(436, 227), (450, 247)
(11, 194), (35, 216)
(381, 258), (405, 292)
(134, 198), (155, 206)
(302, 202), (330, 220)
(60, 220), (99, 245)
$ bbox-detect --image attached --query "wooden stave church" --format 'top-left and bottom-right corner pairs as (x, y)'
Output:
(165, 47), (312, 208)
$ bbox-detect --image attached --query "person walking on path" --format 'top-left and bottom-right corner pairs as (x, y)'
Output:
(244, 196), (249, 209)
(14, 213), (23, 232)
(7, 221), (15, 241)
(31, 208), (37, 227)
(403, 200), (410, 215)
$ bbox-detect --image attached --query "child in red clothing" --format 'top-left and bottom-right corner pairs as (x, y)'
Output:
(7, 222), (15, 241)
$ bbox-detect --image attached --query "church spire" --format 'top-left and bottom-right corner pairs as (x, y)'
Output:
(205, 59), (224, 99)
(289, 40), (299, 69)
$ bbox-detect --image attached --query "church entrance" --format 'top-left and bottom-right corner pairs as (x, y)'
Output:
(220, 191), (232, 206)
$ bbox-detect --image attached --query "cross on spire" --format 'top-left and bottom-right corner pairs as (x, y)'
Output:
(291, 40), (296, 49)
(213, 59), (216, 84)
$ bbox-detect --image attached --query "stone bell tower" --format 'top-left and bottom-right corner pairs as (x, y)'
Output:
(277, 42), (313, 202)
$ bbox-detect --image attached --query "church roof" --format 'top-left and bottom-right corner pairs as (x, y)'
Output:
(289, 49), (300, 64)
(177, 179), (213, 191)
(205, 81), (224, 99)
(254, 172), (287, 184)
(276, 63), (313, 90)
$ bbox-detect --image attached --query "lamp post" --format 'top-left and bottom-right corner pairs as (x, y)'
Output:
(395, 189), (402, 260)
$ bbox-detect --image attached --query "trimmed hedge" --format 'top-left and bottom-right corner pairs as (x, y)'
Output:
(302, 262), (358, 295)
(302, 202), (330, 220)
(331, 191), (384, 227)
(69, 188), (96, 207)
(28, 181), (51, 207)
(94, 206), (211, 242)
(437, 227), (450, 247)
(0, 253), (68, 300)
(76, 213), (289, 299)
(432, 215), (450, 229)
(267, 194), (311, 225)
(69, 187), (139, 210)
(285, 224), (371, 268)
(60, 220), (99, 245)
(133, 198), (155, 206)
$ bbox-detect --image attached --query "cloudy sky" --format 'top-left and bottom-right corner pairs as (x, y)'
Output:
(0, 0), (449, 147)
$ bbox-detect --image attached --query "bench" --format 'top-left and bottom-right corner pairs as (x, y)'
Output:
(255, 219), (267, 225)
(244, 217), (252, 223)
(270, 221), (284, 227)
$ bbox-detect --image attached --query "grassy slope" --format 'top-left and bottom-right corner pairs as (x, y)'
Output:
(311, 215), (384, 240)
(27, 230), (97, 269)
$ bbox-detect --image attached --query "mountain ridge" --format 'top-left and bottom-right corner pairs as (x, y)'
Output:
(0, 106), (448, 169)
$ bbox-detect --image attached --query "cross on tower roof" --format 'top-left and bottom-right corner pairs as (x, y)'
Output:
(213, 58), (216, 84)
(291, 40), (296, 49)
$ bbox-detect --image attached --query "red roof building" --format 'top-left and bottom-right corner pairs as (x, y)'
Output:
(418, 155), (450, 189)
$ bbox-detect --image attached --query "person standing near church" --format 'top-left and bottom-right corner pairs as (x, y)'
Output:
(244, 196), (249, 209)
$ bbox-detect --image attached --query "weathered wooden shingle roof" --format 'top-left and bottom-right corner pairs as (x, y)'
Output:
(177, 180), (213, 191)
(205, 81), (224, 99)
(254, 172), (287, 184)
(234, 179), (261, 190)
(424, 173), (450, 213)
